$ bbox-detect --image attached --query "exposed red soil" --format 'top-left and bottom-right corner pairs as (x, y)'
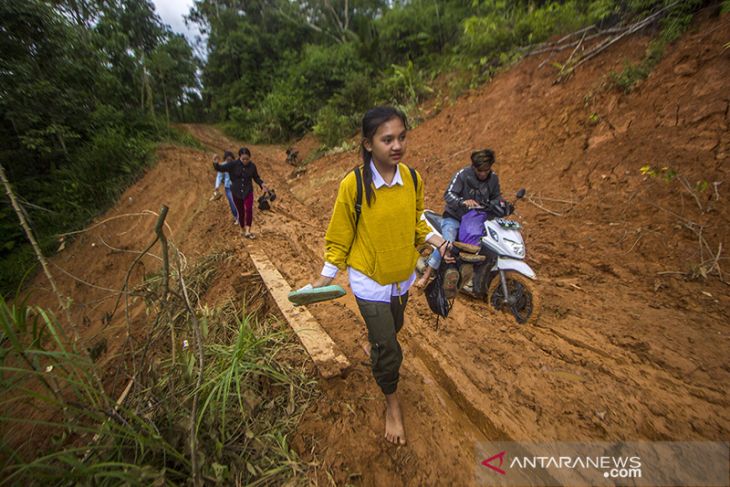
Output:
(8, 10), (729, 486)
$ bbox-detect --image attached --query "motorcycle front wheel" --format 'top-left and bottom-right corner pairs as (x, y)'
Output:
(487, 271), (541, 325)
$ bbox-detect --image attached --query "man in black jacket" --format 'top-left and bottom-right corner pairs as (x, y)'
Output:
(443, 149), (501, 220)
(415, 149), (501, 292)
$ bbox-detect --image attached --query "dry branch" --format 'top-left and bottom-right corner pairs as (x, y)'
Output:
(526, 194), (570, 216)
(621, 231), (645, 255)
(56, 212), (156, 238)
(108, 206), (169, 324)
(557, 1), (681, 81)
(533, 196), (577, 204)
(649, 203), (725, 282)
(678, 176), (704, 211)
(560, 30), (588, 76)
(80, 378), (134, 463)
(523, 1), (682, 81)
(48, 261), (141, 294)
(175, 245), (205, 487)
(0, 163), (77, 339)
(155, 207), (170, 300)
(98, 236), (163, 262)
(531, 26), (626, 59)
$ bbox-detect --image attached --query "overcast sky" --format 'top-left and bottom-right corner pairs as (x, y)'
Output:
(152, 0), (205, 53)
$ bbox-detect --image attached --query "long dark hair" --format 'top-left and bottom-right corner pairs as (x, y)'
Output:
(360, 106), (408, 206)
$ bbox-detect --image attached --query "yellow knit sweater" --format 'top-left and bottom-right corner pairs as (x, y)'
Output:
(324, 163), (431, 285)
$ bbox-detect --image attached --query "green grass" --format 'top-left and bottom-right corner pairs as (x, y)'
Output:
(609, 60), (653, 93)
(162, 126), (207, 151)
(0, 252), (318, 485)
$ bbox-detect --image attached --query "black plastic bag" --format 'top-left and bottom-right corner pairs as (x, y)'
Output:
(258, 194), (270, 210)
(258, 189), (276, 211)
(424, 268), (452, 318)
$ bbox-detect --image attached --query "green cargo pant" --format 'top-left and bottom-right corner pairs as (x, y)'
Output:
(356, 293), (409, 395)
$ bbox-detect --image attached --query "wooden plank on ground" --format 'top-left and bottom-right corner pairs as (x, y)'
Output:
(248, 250), (350, 378)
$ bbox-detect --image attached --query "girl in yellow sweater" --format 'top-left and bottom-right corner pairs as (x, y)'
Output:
(311, 106), (452, 445)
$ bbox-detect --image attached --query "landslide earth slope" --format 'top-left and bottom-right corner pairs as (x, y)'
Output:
(14, 9), (729, 486)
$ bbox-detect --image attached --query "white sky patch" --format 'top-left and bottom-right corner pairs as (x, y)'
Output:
(152, 0), (205, 53)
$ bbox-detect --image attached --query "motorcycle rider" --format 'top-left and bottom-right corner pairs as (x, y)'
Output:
(415, 149), (501, 294)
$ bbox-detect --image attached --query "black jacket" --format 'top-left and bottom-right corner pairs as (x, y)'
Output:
(212, 160), (264, 199)
(443, 167), (501, 220)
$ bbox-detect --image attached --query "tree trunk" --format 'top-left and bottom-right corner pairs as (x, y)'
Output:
(435, 1), (444, 52)
(162, 83), (170, 125)
(57, 132), (69, 160)
(145, 71), (155, 116)
(176, 96), (184, 122)
(140, 54), (146, 110)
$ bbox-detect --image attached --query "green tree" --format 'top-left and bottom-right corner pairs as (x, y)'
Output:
(150, 34), (199, 123)
(0, 1), (100, 170)
(0, 0), (199, 296)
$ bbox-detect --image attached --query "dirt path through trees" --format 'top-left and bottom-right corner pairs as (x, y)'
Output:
(16, 10), (729, 485)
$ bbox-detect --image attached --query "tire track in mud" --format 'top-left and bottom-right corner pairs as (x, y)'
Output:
(430, 286), (729, 441)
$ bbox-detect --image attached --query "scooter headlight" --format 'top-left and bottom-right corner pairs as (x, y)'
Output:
(504, 238), (525, 257)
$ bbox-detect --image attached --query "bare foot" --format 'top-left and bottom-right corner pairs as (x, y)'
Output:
(384, 393), (406, 445)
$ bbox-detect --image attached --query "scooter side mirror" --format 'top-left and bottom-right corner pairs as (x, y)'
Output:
(516, 188), (526, 199)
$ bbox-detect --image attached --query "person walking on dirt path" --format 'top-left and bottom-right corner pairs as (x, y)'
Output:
(212, 147), (269, 239)
(212, 150), (239, 224)
(308, 106), (453, 446)
(414, 149), (501, 290)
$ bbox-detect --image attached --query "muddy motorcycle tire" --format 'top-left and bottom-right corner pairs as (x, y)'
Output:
(486, 271), (541, 325)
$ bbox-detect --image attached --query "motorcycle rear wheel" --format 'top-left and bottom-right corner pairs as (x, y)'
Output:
(487, 271), (541, 325)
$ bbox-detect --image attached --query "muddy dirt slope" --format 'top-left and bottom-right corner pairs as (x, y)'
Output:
(19, 10), (729, 486)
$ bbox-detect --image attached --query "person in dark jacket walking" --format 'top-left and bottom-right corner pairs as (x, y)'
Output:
(212, 147), (268, 239)
(415, 149), (501, 291)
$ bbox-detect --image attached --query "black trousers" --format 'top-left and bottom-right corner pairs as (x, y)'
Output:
(356, 293), (409, 395)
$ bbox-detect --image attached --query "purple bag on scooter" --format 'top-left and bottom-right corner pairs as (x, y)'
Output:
(458, 210), (488, 246)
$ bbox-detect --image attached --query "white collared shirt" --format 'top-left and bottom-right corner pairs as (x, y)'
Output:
(321, 161), (433, 303)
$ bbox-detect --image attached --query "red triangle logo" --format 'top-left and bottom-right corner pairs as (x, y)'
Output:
(482, 450), (507, 475)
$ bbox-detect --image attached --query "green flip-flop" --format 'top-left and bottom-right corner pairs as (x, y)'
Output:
(288, 284), (346, 306)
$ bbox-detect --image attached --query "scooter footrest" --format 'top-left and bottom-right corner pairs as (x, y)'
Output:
(460, 253), (487, 263)
(452, 241), (481, 253)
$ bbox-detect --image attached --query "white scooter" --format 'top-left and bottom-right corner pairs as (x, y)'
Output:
(419, 189), (540, 324)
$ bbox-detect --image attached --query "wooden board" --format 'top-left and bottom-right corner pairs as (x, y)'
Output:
(248, 250), (350, 378)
